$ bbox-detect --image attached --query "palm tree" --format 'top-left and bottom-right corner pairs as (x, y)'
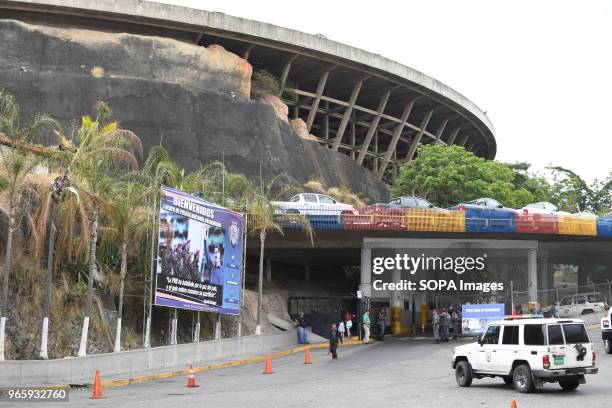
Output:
(0, 90), (58, 361)
(36, 173), (80, 359)
(139, 146), (182, 347)
(107, 177), (148, 352)
(65, 103), (142, 357)
(246, 174), (313, 335)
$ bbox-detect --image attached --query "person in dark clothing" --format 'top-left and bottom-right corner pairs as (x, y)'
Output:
(377, 308), (387, 341)
(329, 323), (338, 360)
(439, 308), (450, 342)
(452, 309), (462, 340)
(294, 312), (309, 344)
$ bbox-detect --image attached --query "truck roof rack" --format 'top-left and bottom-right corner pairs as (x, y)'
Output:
(503, 314), (544, 320)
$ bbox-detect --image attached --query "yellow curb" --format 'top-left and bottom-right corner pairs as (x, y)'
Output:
(99, 340), (364, 389)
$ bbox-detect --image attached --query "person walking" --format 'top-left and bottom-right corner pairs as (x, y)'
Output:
(377, 308), (387, 341)
(329, 323), (339, 360)
(345, 315), (353, 340)
(362, 309), (371, 344)
(294, 312), (309, 344)
(432, 309), (440, 344)
(337, 320), (345, 344)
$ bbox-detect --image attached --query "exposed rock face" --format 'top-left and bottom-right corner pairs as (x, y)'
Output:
(0, 19), (389, 202)
(1, 20), (252, 99)
(290, 119), (319, 141)
(258, 94), (289, 123)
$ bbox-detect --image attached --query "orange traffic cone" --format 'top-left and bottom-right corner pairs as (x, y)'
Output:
(510, 400), (517, 408)
(90, 370), (104, 399)
(304, 348), (312, 365)
(263, 355), (273, 374)
(186, 364), (199, 388)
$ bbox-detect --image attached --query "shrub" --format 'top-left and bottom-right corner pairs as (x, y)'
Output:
(251, 69), (282, 99)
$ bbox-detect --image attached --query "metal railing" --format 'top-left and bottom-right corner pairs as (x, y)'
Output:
(512, 282), (612, 315)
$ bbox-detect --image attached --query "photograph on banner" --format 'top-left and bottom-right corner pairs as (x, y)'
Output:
(154, 185), (243, 315)
(461, 303), (505, 336)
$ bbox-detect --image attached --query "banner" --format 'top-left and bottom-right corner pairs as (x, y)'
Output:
(154, 185), (243, 315)
(461, 303), (505, 336)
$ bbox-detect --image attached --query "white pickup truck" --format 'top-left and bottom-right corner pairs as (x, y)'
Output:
(452, 317), (597, 393)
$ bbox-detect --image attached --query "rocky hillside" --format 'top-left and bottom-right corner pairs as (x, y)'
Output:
(0, 19), (389, 202)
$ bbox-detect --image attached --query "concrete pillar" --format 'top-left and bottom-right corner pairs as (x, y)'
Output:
(413, 292), (427, 332)
(214, 313), (221, 340)
(359, 248), (372, 298)
(356, 90), (391, 165)
(391, 268), (402, 334)
(265, 258), (272, 283)
(293, 86), (299, 119)
(578, 262), (589, 287)
(304, 265), (310, 281)
(528, 248), (538, 306)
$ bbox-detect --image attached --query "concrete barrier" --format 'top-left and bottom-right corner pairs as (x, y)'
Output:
(0, 331), (297, 386)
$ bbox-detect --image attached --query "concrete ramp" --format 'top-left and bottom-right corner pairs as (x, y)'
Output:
(267, 314), (327, 343)
(0, 332), (298, 387)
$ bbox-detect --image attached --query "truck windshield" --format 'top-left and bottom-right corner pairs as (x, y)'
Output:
(562, 324), (590, 344)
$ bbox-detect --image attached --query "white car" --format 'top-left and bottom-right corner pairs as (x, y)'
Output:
(452, 317), (597, 393)
(556, 293), (607, 317)
(272, 193), (356, 216)
(600, 308), (612, 354)
(520, 202), (570, 215)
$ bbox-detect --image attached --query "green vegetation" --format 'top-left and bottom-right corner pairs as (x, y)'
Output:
(392, 145), (540, 208)
(548, 166), (612, 214)
(392, 144), (611, 213)
(251, 69), (283, 99)
(0, 91), (313, 359)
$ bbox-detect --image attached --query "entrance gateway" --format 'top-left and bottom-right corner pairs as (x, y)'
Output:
(360, 238), (540, 335)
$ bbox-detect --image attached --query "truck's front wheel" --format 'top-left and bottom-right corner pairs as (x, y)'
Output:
(513, 364), (535, 393)
(455, 361), (473, 387)
(605, 339), (612, 354)
(559, 380), (580, 391)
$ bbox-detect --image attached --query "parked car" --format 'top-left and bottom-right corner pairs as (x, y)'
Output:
(361, 196), (440, 215)
(271, 193), (356, 216)
(520, 202), (570, 215)
(387, 196), (440, 209)
(447, 197), (516, 212)
(452, 316), (597, 393)
(554, 293), (607, 317)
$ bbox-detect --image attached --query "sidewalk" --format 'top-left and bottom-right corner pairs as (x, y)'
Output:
(88, 338), (365, 390)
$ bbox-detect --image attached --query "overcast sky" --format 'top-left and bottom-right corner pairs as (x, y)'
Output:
(157, 0), (610, 183)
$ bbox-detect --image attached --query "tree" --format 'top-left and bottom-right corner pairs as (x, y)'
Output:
(0, 90), (58, 361)
(392, 145), (540, 208)
(246, 174), (313, 335)
(139, 146), (182, 347)
(504, 162), (551, 203)
(65, 103), (142, 357)
(107, 177), (148, 352)
(548, 167), (612, 214)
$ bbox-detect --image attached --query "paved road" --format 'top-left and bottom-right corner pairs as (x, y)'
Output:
(16, 330), (612, 408)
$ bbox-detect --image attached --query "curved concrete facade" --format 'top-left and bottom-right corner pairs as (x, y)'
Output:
(0, 0), (496, 180)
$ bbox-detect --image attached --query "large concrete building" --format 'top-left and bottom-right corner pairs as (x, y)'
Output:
(0, 0), (496, 181)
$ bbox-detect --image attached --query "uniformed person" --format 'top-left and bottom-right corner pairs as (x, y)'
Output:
(432, 309), (440, 344)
